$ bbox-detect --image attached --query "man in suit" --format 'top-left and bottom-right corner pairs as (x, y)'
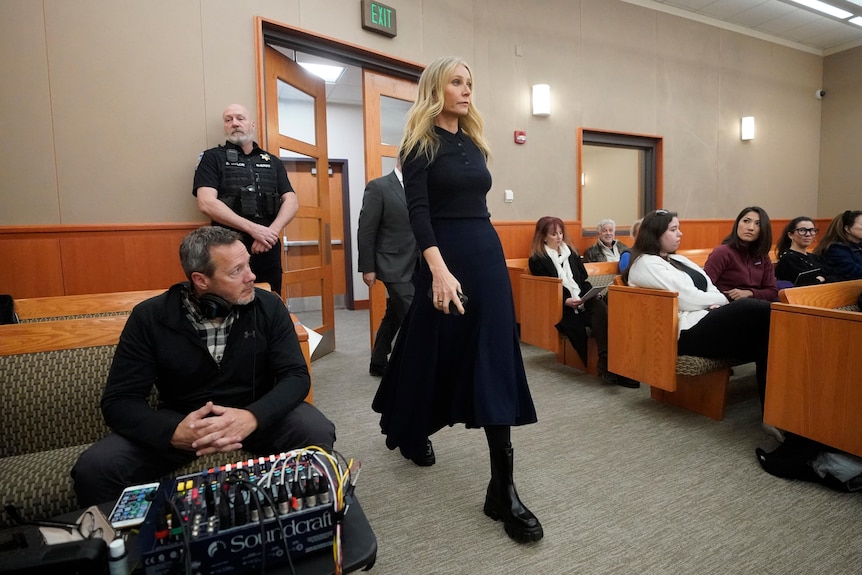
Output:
(357, 161), (418, 377)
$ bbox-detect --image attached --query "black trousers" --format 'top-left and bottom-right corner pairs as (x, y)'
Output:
(677, 298), (771, 406)
(371, 280), (414, 368)
(248, 242), (283, 295)
(71, 402), (335, 507)
(555, 297), (609, 365)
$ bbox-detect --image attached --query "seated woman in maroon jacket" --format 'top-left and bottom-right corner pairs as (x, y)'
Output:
(527, 216), (638, 388)
(704, 206), (778, 302)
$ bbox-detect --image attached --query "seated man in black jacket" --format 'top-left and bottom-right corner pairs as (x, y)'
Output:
(72, 226), (335, 506)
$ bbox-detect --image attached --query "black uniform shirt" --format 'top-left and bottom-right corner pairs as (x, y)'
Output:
(193, 140), (294, 226)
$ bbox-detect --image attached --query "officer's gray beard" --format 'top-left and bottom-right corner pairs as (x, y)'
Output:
(227, 132), (253, 147)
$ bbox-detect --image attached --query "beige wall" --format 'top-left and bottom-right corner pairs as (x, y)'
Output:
(819, 44), (862, 217)
(0, 0), (845, 227)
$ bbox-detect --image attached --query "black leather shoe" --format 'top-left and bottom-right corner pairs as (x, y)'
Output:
(410, 439), (436, 467)
(598, 369), (618, 385)
(369, 361), (386, 377)
(614, 375), (640, 389)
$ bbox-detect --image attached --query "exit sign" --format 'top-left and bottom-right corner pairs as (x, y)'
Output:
(361, 0), (397, 38)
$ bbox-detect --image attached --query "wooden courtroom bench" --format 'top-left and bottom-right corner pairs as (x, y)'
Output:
(506, 258), (530, 326)
(764, 279), (862, 457)
(514, 260), (619, 375)
(15, 289), (168, 322)
(675, 248), (712, 267)
(15, 283), (271, 321)
(0, 291), (317, 527)
(607, 282), (745, 420)
(12, 285), (313, 402)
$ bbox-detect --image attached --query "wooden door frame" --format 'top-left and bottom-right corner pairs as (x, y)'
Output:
(254, 18), (423, 97)
(254, 18), (423, 331)
(282, 157), (354, 309)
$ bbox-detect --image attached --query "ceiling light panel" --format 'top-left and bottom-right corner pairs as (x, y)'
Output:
(788, 0), (853, 19)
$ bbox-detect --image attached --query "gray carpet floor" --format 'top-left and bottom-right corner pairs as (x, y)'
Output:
(303, 309), (860, 575)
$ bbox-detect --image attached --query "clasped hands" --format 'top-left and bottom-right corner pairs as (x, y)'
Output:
(171, 401), (258, 456)
(565, 297), (586, 313)
(249, 224), (280, 254)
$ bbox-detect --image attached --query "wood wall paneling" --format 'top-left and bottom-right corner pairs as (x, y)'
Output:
(0, 218), (835, 299)
(0, 224), (197, 298)
(60, 230), (188, 295)
(0, 236), (64, 297)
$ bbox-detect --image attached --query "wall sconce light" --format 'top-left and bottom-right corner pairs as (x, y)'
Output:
(740, 116), (755, 141)
(532, 84), (550, 116)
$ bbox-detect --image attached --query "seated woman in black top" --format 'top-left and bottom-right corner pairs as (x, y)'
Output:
(775, 216), (841, 286)
(528, 216), (638, 389)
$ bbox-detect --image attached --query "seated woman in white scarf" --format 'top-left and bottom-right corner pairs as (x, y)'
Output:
(528, 216), (638, 388)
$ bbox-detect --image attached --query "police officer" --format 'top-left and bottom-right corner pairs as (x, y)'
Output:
(194, 104), (298, 294)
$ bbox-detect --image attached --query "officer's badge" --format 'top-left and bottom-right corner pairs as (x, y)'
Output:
(260, 153), (270, 161)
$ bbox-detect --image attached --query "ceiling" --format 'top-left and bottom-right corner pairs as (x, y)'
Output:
(275, 0), (862, 108)
(626, 0), (862, 55)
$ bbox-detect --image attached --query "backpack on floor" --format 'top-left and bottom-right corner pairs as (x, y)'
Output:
(756, 433), (862, 493)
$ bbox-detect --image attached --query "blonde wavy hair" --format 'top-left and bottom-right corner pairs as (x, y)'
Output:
(399, 56), (491, 164)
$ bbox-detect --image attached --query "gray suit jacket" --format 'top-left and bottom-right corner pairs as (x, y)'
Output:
(357, 171), (418, 283)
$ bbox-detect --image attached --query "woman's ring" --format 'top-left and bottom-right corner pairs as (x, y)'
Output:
(437, 300), (443, 304)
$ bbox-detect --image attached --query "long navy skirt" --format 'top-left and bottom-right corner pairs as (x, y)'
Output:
(371, 218), (538, 461)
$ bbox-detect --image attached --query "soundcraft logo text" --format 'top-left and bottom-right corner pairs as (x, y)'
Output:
(222, 512), (333, 554)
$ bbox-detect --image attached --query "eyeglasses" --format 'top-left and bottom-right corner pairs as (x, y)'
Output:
(655, 209), (669, 215)
(794, 228), (818, 236)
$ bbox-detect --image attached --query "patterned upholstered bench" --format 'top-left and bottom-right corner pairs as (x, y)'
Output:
(606, 284), (746, 420)
(14, 289), (166, 323)
(0, 317), (245, 528)
(0, 301), (312, 528)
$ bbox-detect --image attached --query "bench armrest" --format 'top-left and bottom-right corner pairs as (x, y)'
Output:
(519, 274), (563, 353)
(607, 285), (679, 391)
(778, 278), (862, 307)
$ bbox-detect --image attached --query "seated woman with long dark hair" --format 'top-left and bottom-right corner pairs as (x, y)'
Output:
(528, 216), (638, 388)
(813, 210), (862, 281)
(623, 210), (772, 408)
(704, 206), (778, 302)
(775, 216), (841, 286)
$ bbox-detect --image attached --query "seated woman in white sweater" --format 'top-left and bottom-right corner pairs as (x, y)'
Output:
(622, 209), (772, 408)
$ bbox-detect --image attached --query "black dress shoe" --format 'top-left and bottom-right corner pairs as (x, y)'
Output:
(598, 369), (618, 385)
(614, 375), (640, 389)
(410, 439), (436, 467)
(369, 361), (386, 377)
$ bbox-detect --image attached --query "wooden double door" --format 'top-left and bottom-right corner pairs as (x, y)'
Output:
(261, 45), (417, 357)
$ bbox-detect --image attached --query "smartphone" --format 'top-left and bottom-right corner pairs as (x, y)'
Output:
(108, 482), (160, 529)
(427, 288), (468, 314)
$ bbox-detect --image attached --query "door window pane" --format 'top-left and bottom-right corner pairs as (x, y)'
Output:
(379, 95), (411, 146)
(581, 145), (643, 230)
(278, 79), (316, 146)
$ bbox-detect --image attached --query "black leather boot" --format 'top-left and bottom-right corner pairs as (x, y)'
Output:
(483, 445), (543, 543)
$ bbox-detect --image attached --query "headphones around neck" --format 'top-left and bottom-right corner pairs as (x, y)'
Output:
(191, 292), (233, 320)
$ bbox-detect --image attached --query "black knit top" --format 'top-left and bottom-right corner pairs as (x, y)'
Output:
(402, 126), (492, 251)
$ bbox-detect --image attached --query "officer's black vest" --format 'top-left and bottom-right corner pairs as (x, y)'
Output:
(217, 145), (281, 224)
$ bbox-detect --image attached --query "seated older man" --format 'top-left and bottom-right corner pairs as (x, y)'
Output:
(583, 218), (630, 263)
